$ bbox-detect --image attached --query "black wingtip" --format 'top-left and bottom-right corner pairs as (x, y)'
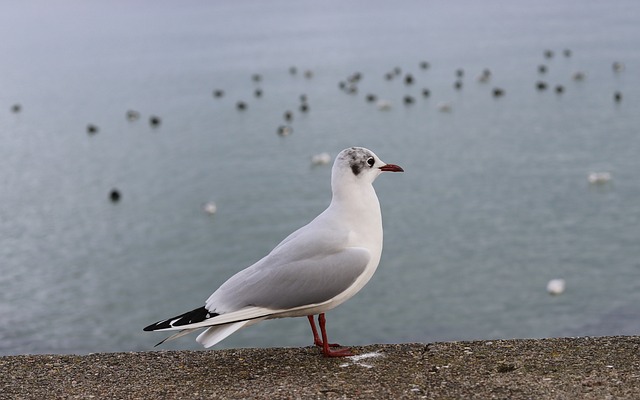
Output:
(143, 306), (218, 332)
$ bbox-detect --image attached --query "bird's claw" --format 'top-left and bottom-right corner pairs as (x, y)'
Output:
(314, 340), (341, 348)
(322, 347), (354, 357)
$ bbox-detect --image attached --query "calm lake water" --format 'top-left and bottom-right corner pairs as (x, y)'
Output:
(1, 0), (639, 355)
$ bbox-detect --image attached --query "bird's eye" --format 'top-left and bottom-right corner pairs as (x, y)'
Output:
(367, 157), (375, 167)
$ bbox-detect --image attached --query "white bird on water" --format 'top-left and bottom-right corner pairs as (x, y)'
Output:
(144, 147), (404, 357)
(310, 152), (332, 166)
(547, 279), (566, 295)
(588, 172), (611, 184)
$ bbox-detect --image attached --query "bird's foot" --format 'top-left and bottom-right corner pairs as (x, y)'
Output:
(321, 346), (354, 357)
(314, 339), (341, 348)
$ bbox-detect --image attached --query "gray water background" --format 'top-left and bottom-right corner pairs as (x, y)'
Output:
(1, 0), (639, 355)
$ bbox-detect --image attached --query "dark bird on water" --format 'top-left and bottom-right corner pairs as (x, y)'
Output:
(110, 189), (121, 203)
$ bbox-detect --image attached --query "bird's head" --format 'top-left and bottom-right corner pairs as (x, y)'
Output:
(332, 147), (403, 189)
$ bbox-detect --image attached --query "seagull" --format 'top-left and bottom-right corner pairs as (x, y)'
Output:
(546, 279), (566, 295)
(203, 201), (217, 215)
(588, 172), (611, 184)
(310, 152), (332, 166)
(144, 147), (404, 357)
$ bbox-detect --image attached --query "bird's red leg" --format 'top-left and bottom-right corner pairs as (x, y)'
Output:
(307, 315), (324, 347)
(318, 313), (353, 357)
(308, 315), (341, 348)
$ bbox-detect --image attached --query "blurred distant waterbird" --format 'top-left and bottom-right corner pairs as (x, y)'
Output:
(149, 115), (161, 128)
(547, 279), (566, 295)
(110, 189), (121, 203)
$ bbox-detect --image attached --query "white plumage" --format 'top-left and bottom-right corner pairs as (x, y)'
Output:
(144, 147), (403, 357)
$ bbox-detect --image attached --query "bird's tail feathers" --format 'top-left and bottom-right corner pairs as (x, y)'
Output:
(196, 318), (266, 348)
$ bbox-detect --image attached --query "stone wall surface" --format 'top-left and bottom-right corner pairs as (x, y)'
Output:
(1, 336), (639, 399)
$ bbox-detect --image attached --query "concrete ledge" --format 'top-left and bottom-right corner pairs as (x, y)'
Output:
(2, 336), (639, 399)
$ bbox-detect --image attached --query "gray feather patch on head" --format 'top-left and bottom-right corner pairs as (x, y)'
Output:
(342, 147), (373, 176)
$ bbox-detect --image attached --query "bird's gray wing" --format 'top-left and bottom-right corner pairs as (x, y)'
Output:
(205, 233), (371, 312)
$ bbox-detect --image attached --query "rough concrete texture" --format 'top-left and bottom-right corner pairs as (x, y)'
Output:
(1, 336), (639, 399)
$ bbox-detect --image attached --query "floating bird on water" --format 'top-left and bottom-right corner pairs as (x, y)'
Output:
(404, 74), (414, 85)
(87, 124), (99, 135)
(492, 88), (505, 98)
(144, 147), (404, 357)
(203, 201), (217, 215)
(376, 99), (392, 111)
(547, 279), (566, 295)
(572, 71), (586, 81)
(110, 189), (121, 203)
(277, 125), (293, 136)
(437, 102), (452, 112)
(311, 152), (332, 166)
(588, 172), (611, 184)
(612, 62), (625, 73)
(149, 115), (161, 127)
(614, 91), (623, 102)
(536, 81), (548, 91)
(126, 110), (140, 121)
(477, 69), (491, 83)
(403, 95), (415, 105)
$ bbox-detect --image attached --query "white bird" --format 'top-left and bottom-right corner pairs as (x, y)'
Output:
(203, 201), (217, 215)
(376, 99), (392, 111)
(311, 152), (332, 166)
(588, 172), (611, 184)
(144, 147), (404, 357)
(547, 279), (566, 295)
(437, 101), (452, 113)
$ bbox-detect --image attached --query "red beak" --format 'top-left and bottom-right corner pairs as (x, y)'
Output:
(379, 164), (404, 172)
